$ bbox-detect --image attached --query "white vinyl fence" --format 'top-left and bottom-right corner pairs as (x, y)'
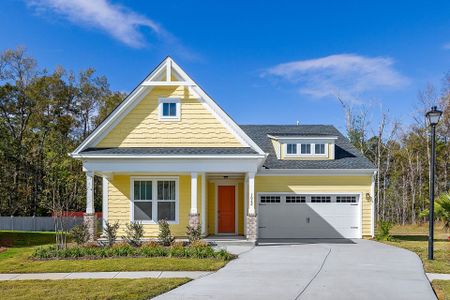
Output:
(0, 216), (91, 232)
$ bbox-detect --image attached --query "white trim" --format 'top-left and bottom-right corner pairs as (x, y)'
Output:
(130, 176), (179, 225)
(83, 158), (262, 174)
(257, 169), (378, 176)
(268, 135), (338, 141)
(201, 173), (206, 235)
(247, 172), (256, 215)
(257, 191), (363, 239)
(74, 154), (265, 159)
(71, 57), (265, 156)
(102, 176), (109, 231)
(214, 183), (239, 235)
(158, 97), (181, 121)
(244, 174), (248, 232)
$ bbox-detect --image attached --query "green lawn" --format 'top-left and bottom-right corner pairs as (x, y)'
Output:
(433, 280), (450, 300)
(0, 278), (189, 300)
(379, 223), (450, 274)
(0, 231), (226, 273)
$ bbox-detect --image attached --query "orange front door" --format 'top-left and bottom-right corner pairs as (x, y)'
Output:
(218, 185), (235, 233)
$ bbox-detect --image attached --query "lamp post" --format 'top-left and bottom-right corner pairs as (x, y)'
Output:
(425, 106), (442, 260)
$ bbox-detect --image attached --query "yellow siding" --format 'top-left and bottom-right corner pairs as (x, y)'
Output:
(108, 174), (203, 238)
(97, 86), (243, 147)
(206, 181), (245, 235)
(255, 176), (372, 236)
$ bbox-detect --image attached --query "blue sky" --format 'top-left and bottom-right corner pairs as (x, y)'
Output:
(1, 0), (449, 133)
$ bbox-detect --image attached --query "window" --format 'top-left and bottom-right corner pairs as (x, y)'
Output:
(315, 144), (325, 154)
(311, 196), (331, 203)
(286, 195), (306, 203)
(336, 196), (357, 203)
(132, 178), (178, 223)
(287, 144), (297, 154)
(159, 98), (180, 120)
(300, 144), (311, 154)
(260, 195), (281, 203)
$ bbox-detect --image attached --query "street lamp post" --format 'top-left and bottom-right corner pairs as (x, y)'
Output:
(425, 106), (442, 260)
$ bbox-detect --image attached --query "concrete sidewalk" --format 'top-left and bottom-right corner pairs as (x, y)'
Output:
(427, 273), (450, 281)
(0, 271), (211, 281)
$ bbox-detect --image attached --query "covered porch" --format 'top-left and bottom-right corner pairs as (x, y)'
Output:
(82, 156), (262, 242)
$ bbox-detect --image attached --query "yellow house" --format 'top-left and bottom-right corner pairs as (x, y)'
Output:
(71, 57), (376, 242)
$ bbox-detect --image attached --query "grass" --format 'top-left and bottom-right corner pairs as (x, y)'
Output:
(378, 223), (450, 274)
(433, 280), (450, 300)
(0, 231), (226, 273)
(0, 278), (189, 300)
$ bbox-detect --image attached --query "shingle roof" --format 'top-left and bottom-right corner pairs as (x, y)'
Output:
(80, 147), (259, 156)
(240, 125), (375, 169)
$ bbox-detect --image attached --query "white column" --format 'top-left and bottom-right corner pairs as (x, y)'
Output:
(248, 172), (255, 215)
(190, 172), (198, 214)
(86, 171), (94, 214)
(102, 176), (109, 230)
(201, 173), (206, 235)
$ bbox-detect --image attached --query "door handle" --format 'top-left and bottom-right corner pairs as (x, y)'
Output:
(306, 217), (310, 223)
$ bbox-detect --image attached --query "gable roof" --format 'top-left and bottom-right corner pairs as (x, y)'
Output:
(71, 57), (265, 156)
(240, 125), (376, 170)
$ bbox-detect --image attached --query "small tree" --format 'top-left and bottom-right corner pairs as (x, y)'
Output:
(186, 223), (202, 243)
(123, 221), (144, 247)
(375, 220), (393, 241)
(158, 219), (174, 246)
(104, 221), (120, 247)
(70, 223), (89, 245)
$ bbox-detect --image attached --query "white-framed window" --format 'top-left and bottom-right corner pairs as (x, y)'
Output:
(284, 142), (328, 157)
(300, 144), (311, 154)
(158, 98), (181, 121)
(315, 143), (325, 154)
(131, 177), (179, 224)
(287, 143), (297, 154)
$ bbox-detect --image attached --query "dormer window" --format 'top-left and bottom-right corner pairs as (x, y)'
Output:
(287, 144), (297, 154)
(315, 143), (325, 154)
(300, 144), (311, 154)
(159, 98), (180, 121)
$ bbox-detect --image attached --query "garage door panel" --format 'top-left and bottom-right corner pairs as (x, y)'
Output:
(258, 194), (361, 239)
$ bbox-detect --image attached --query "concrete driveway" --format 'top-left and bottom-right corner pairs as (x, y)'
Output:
(155, 239), (436, 300)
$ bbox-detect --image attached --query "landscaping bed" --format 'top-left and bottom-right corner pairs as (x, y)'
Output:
(32, 241), (234, 261)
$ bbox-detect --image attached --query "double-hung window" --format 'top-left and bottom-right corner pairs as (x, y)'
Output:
(315, 143), (325, 154)
(159, 98), (180, 120)
(132, 177), (178, 223)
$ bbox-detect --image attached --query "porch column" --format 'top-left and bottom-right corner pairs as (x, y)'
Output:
(84, 171), (96, 241)
(246, 172), (257, 242)
(189, 172), (200, 228)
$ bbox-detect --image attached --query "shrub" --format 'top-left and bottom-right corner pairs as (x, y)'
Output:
(104, 221), (120, 247)
(215, 249), (236, 261)
(186, 223), (202, 243)
(158, 219), (174, 246)
(123, 221), (144, 247)
(375, 220), (394, 241)
(69, 223), (89, 245)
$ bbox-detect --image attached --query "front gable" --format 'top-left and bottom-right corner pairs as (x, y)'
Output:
(72, 57), (264, 155)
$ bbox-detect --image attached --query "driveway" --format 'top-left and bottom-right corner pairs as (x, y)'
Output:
(155, 239), (436, 300)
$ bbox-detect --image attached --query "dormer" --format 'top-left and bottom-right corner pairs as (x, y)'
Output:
(268, 134), (338, 160)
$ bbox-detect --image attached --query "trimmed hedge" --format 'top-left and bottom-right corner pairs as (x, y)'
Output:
(31, 242), (235, 261)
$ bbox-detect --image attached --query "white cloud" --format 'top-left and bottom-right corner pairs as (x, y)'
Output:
(263, 54), (409, 103)
(443, 43), (450, 50)
(27, 0), (165, 48)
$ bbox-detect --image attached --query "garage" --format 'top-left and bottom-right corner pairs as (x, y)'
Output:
(258, 193), (361, 239)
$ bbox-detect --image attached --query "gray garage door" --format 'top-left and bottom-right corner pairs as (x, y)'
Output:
(258, 194), (361, 239)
